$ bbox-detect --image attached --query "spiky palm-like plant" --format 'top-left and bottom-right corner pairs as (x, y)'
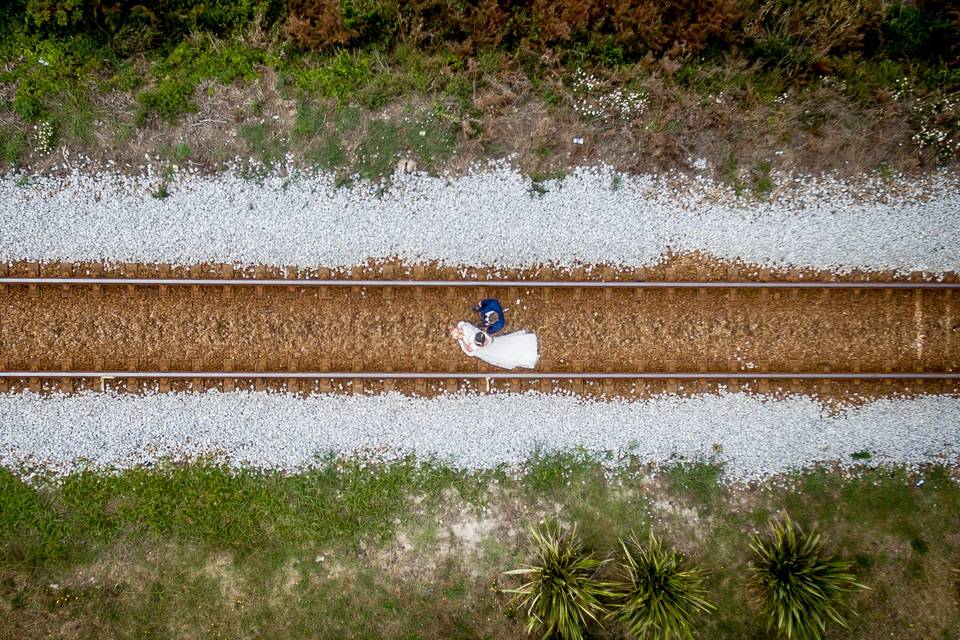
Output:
(749, 515), (865, 640)
(505, 522), (615, 640)
(611, 531), (715, 640)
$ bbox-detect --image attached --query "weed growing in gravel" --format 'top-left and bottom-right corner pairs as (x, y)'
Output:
(150, 183), (170, 199)
(753, 160), (774, 199)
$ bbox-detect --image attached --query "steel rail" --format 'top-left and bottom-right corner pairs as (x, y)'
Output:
(1, 277), (958, 289)
(2, 371), (958, 380)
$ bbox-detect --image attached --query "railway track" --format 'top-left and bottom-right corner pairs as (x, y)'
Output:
(2, 275), (958, 395)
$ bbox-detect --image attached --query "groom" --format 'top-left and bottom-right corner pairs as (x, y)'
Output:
(474, 298), (505, 334)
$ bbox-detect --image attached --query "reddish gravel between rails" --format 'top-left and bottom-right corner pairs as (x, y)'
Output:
(1, 257), (958, 406)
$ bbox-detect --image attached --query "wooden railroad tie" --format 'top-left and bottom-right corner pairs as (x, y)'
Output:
(381, 265), (395, 301)
(60, 358), (73, 393)
(286, 266), (297, 298)
(127, 358), (138, 393)
(255, 358), (266, 392)
(192, 357), (202, 392)
(190, 265), (202, 298)
(222, 359), (235, 392)
(317, 267), (331, 300)
(572, 266), (585, 301)
(89, 264), (103, 297)
(29, 358), (40, 393)
(288, 360), (299, 393)
(413, 265), (425, 300)
(158, 359), (171, 393)
(222, 265), (234, 299)
(351, 266), (364, 300)
(124, 264), (137, 298)
(59, 262), (72, 298)
(318, 359), (331, 393)
(27, 262), (39, 298)
(158, 264), (171, 298)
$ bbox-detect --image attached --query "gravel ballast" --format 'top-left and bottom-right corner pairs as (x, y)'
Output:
(2, 167), (958, 274)
(2, 390), (958, 481)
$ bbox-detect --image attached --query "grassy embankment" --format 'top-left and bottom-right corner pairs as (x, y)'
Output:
(1, 455), (958, 638)
(0, 1), (957, 195)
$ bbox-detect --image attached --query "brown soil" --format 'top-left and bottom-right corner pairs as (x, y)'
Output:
(2, 259), (958, 404)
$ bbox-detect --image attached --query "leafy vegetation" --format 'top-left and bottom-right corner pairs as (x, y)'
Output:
(0, 460), (958, 638)
(612, 531), (715, 640)
(0, 0), (955, 174)
(505, 522), (615, 640)
(749, 515), (866, 640)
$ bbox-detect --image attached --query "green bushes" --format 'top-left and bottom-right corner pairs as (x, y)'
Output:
(23, 0), (286, 47)
(507, 518), (863, 640)
(505, 522), (615, 640)
(749, 516), (866, 640)
(135, 79), (197, 125)
(284, 0), (959, 71)
(613, 532), (715, 640)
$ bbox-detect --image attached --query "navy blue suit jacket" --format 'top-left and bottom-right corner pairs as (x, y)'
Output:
(477, 299), (506, 334)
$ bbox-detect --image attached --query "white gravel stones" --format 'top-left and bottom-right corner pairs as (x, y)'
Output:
(2, 166), (959, 274)
(1, 390), (958, 481)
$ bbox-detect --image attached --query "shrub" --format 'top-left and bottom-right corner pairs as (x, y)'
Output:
(611, 531), (715, 640)
(881, 2), (960, 62)
(749, 515), (866, 640)
(25, 0), (285, 43)
(135, 79), (197, 125)
(505, 521), (615, 640)
(290, 50), (372, 100)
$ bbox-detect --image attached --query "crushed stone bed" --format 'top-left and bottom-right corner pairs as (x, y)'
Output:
(1, 167), (958, 275)
(2, 390), (958, 481)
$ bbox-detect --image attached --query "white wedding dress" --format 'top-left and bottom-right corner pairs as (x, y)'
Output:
(456, 321), (539, 370)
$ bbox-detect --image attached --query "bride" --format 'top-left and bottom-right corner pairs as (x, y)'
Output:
(451, 321), (539, 370)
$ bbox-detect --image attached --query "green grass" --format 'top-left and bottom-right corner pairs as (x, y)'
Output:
(1, 459), (959, 639)
(665, 461), (725, 507)
(0, 459), (478, 567)
(0, 128), (27, 165)
(753, 160), (774, 199)
(239, 122), (287, 170)
(351, 115), (458, 181)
